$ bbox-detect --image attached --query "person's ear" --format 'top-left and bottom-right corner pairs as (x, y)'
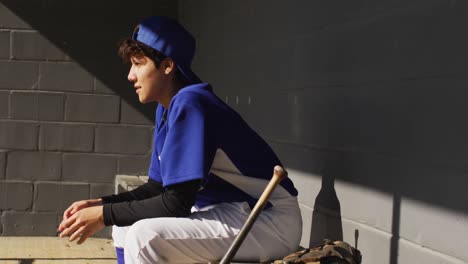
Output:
(163, 59), (176, 75)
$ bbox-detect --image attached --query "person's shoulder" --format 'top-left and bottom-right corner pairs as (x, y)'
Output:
(171, 83), (215, 107)
(177, 82), (212, 97)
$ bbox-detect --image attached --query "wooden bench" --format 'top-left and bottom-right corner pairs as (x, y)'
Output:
(0, 236), (116, 263)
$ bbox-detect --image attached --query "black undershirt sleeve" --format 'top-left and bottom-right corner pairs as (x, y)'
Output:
(102, 179), (201, 226)
(100, 178), (165, 204)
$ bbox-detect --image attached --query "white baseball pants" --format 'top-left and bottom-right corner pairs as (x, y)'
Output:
(112, 196), (302, 264)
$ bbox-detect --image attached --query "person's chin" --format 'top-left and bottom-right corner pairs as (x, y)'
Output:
(138, 95), (149, 104)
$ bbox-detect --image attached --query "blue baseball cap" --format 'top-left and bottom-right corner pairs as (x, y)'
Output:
(132, 16), (201, 84)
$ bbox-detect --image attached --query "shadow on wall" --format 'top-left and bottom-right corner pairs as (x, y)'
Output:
(9, 0), (468, 216)
(5, 0), (468, 262)
(278, 141), (467, 261)
(310, 165), (343, 247)
(0, 0), (178, 120)
(180, 0), (468, 218)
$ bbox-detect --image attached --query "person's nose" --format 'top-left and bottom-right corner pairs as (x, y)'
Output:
(128, 66), (137, 82)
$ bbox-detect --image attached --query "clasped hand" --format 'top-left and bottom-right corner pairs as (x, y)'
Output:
(58, 199), (105, 244)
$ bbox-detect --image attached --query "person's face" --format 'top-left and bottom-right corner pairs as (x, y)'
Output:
(127, 55), (165, 104)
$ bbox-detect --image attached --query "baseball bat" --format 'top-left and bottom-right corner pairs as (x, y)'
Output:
(219, 165), (288, 264)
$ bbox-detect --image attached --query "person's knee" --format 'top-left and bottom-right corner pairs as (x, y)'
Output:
(125, 220), (149, 248)
(124, 219), (167, 253)
(112, 225), (130, 248)
(124, 219), (165, 263)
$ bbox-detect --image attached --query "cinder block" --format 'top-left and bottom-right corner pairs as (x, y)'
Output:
(2, 212), (58, 236)
(65, 94), (119, 123)
(11, 31), (67, 61)
(399, 197), (468, 262)
(0, 90), (8, 118)
(0, 31), (9, 58)
(335, 180), (393, 233)
(397, 239), (467, 264)
(341, 219), (392, 264)
(10, 91), (64, 121)
(120, 99), (153, 125)
(94, 226), (113, 239)
(0, 4), (31, 29)
(118, 155), (151, 175)
(34, 182), (89, 212)
(95, 78), (115, 94)
(398, 238), (467, 264)
(40, 62), (93, 92)
(9, 91), (36, 120)
(0, 121), (38, 150)
(62, 153), (117, 183)
(39, 123), (94, 152)
(0, 61), (39, 90)
(6, 151), (61, 181)
(0, 181), (33, 210)
(288, 168), (321, 209)
(38, 92), (64, 121)
(0, 150), (6, 179)
(90, 183), (114, 199)
(95, 125), (151, 155)
(308, 210), (344, 247)
(115, 175), (148, 192)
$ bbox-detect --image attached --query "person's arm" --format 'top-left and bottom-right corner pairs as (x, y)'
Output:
(102, 179), (201, 226)
(100, 178), (165, 204)
(60, 178), (163, 223)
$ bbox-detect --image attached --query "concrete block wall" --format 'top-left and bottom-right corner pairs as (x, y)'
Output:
(0, 1), (177, 237)
(180, 0), (468, 263)
(2, 1), (467, 262)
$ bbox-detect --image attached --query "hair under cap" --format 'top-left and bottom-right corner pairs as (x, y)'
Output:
(133, 16), (201, 84)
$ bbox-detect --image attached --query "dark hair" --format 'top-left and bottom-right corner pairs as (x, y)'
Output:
(118, 38), (189, 84)
(118, 38), (165, 66)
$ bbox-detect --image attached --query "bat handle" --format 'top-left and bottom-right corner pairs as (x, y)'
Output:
(219, 165), (287, 264)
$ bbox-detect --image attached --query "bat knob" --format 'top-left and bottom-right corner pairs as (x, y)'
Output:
(273, 165), (287, 181)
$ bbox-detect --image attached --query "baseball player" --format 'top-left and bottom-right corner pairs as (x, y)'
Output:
(58, 16), (302, 264)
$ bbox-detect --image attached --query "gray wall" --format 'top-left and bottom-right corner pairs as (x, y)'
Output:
(180, 1), (468, 263)
(1, 1), (468, 263)
(0, 0), (177, 236)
